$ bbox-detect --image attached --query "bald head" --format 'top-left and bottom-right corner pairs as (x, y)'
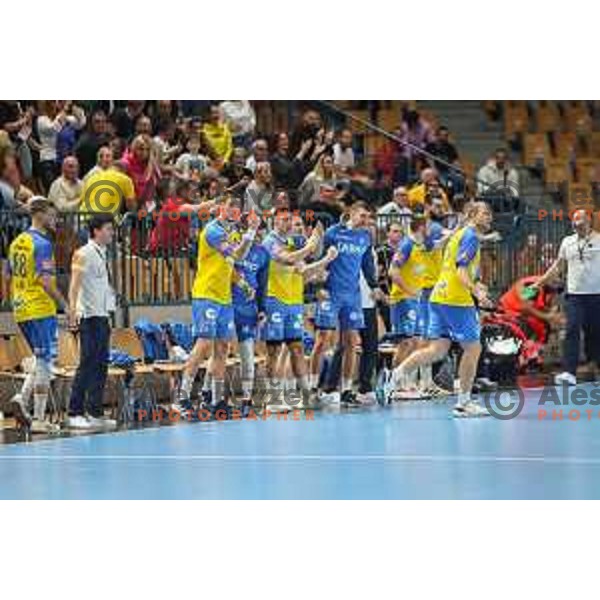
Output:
(62, 156), (79, 180)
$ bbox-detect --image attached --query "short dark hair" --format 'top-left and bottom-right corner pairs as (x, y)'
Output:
(29, 197), (53, 215)
(88, 213), (115, 239)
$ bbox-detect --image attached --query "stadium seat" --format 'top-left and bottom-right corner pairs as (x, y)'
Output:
(554, 132), (576, 159)
(536, 101), (561, 133)
(524, 133), (549, 165)
(576, 158), (600, 184)
(544, 159), (571, 186)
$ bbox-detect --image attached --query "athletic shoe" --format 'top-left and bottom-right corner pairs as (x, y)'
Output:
(170, 401), (194, 420)
(356, 391), (377, 405)
(319, 391), (341, 405)
(452, 401), (490, 418)
(420, 384), (451, 399)
(210, 400), (231, 420)
(554, 372), (577, 386)
(340, 390), (360, 405)
(393, 389), (425, 400)
(31, 419), (60, 434)
(87, 415), (117, 429)
(65, 415), (94, 429)
(10, 394), (31, 430)
(200, 390), (213, 408)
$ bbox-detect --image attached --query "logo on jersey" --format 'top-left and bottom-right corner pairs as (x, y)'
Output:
(205, 308), (218, 320)
(271, 312), (282, 324)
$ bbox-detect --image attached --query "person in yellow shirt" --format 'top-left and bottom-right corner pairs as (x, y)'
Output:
(383, 202), (494, 417)
(388, 214), (429, 386)
(79, 160), (135, 216)
(202, 105), (233, 164)
(407, 167), (450, 212)
(8, 198), (68, 433)
(180, 197), (259, 417)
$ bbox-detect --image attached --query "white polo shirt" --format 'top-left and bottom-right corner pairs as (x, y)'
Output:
(558, 230), (600, 294)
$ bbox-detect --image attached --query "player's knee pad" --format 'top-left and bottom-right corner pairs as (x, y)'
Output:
(239, 339), (255, 380)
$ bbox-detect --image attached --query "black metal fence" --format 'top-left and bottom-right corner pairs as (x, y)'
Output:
(0, 209), (573, 313)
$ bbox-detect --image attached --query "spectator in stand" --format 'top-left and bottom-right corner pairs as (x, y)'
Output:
(48, 156), (82, 212)
(407, 167), (450, 212)
(290, 109), (322, 156)
(74, 110), (110, 175)
(149, 100), (178, 132)
(0, 151), (33, 210)
(425, 125), (463, 195)
(55, 101), (87, 164)
(83, 145), (114, 181)
(246, 138), (269, 173)
(304, 182), (345, 226)
(153, 117), (181, 169)
(270, 133), (313, 204)
(36, 100), (81, 192)
(222, 147), (251, 197)
(135, 115), (153, 138)
(244, 161), (274, 212)
(111, 101), (146, 141)
(148, 179), (213, 256)
(377, 185), (412, 231)
(80, 160), (135, 215)
(299, 153), (338, 206)
(374, 126), (410, 190)
(332, 128), (355, 175)
(399, 107), (434, 169)
(0, 101), (34, 181)
(202, 104), (233, 164)
(175, 133), (209, 180)
(121, 135), (161, 209)
(476, 148), (520, 211)
(220, 100), (256, 147)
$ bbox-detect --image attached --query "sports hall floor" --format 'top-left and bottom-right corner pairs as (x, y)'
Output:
(2, 378), (600, 499)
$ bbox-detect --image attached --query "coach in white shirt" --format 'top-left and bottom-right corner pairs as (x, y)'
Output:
(535, 210), (600, 385)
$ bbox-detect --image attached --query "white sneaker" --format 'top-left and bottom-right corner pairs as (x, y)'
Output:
(554, 372), (577, 386)
(319, 391), (341, 405)
(356, 392), (377, 405)
(86, 415), (117, 429)
(31, 419), (60, 434)
(65, 415), (94, 429)
(453, 400), (490, 418)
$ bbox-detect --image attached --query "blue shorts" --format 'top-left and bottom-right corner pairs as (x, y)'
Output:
(417, 288), (433, 338)
(390, 299), (420, 337)
(427, 303), (480, 343)
(234, 306), (258, 342)
(314, 295), (364, 331)
(263, 297), (304, 342)
(18, 316), (58, 365)
(192, 299), (235, 340)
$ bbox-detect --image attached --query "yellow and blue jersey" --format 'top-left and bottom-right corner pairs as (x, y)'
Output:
(191, 219), (237, 305)
(8, 228), (57, 323)
(389, 235), (429, 303)
(262, 231), (304, 306)
(430, 225), (480, 307)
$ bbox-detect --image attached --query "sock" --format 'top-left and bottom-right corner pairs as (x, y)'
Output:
(242, 380), (253, 399)
(211, 378), (225, 406)
(202, 372), (213, 392)
(342, 378), (352, 392)
(180, 373), (194, 397)
(285, 378), (297, 392)
(308, 373), (317, 389)
(297, 375), (310, 393)
(457, 391), (471, 406)
(419, 365), (433, 388)
(33, 393), (47, 421)
(21, 373), (34, 406)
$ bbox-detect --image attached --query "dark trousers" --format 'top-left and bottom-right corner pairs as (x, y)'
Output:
(69, 317), (111, 417)
(563, 294), (600, 375)
(322, 308), (379, 393)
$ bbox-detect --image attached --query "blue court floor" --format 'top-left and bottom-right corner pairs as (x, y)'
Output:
(2, 383), (600, 499)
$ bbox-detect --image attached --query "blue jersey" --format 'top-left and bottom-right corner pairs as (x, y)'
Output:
(233, 243), (269, 313)
(323, 222), (376, 297)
